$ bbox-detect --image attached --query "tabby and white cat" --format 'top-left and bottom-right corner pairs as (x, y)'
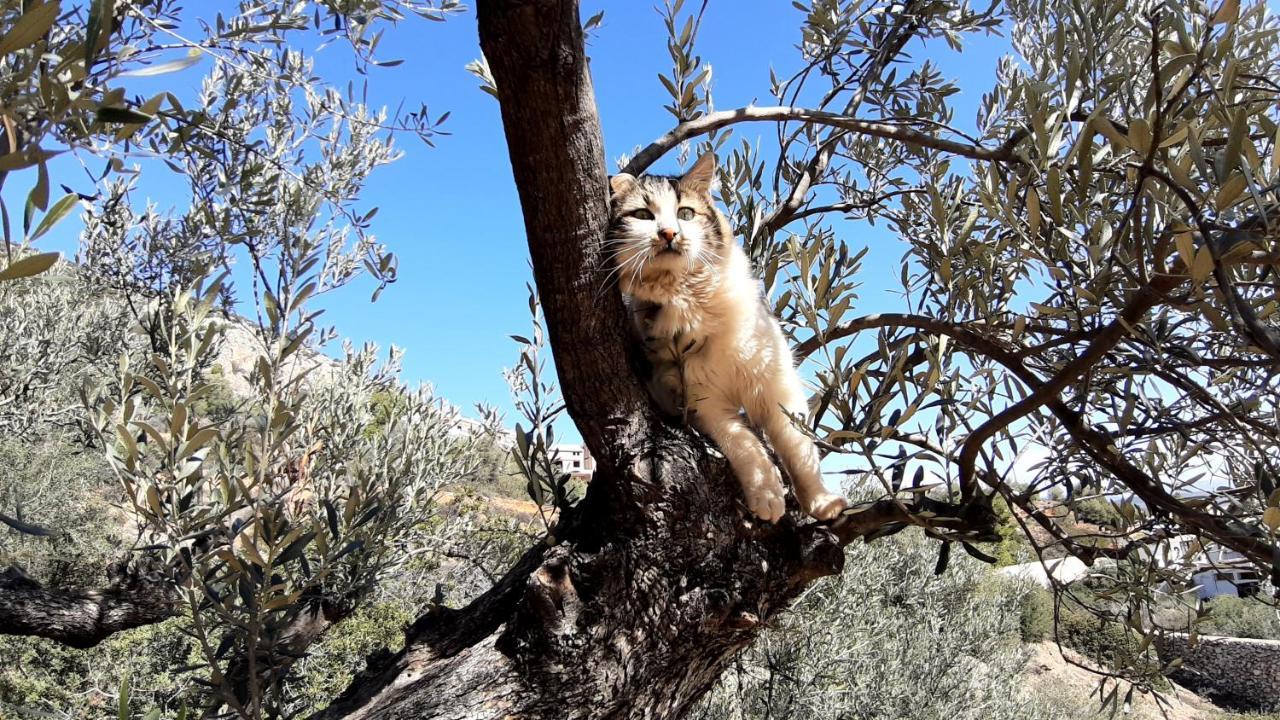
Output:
(607, 153), (847, 522)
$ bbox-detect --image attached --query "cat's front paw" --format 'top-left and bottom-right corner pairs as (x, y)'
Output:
(803, 492), (848, 522)
(743, 471), (787, 523)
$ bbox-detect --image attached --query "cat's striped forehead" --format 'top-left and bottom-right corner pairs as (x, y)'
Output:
(611, 175), (713, 213)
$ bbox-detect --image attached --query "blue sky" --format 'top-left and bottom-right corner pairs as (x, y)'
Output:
(19, 2), (1011, 437)
(324, 2), (1010, 436)
(305, 1), (1006, 429)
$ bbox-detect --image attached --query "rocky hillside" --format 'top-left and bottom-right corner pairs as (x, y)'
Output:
(210, 315), (339, 397)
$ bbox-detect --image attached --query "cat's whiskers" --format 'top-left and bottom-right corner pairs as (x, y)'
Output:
(597, 242), (648, 297)
(627, 247), (651, 289)
(691, 245), (718, 272)
(598, 240), (636, 281)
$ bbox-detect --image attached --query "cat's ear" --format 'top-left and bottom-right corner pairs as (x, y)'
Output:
(678, 152), (716, 194)
(609, 173), (637, 197)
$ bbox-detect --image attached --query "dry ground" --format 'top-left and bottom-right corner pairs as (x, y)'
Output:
(1024, 642), (1247, 720)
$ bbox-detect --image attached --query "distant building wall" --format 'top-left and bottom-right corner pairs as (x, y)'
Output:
(996, 557), (1091, 588)
(1155, 633), (1280, 710)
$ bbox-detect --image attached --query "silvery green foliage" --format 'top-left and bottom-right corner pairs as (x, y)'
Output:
(0, 262), (139, 439)
(294, 343), (485, 599)
(85, 275), (480, 716)
(74, 74), (472, 708)
(0, 437), (118, 582)
(504, 287), (576, 527)
(2, 1), (475, 715)
(691, 529), (1051, 720)
(78, 178), (233, 310)
(0, 0), (457, 283)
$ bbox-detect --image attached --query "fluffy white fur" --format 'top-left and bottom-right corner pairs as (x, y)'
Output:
(607, 153), (847, 522)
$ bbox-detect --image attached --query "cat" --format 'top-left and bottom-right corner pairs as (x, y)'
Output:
(607, 152), (847, 523)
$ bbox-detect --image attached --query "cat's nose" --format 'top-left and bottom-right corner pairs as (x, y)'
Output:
(658, 228), (679, 245)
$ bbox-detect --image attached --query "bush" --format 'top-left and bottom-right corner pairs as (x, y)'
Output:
(1057, 609), (1141, 668)
(990, 496), (1032, 567)
(1071, 497), (1125, 530)
(0, 438), (119, 585)
(0, 617), (202, 719)
(459, 435), (526, 499)
(1202, 596), (1280, 640)
(691, 529), (1049, 720)
(287, 601), (415, 717)
(1020, 586), (1054, 643)
(0, 491), (537, 720)
(1056, 606), (1167, 690)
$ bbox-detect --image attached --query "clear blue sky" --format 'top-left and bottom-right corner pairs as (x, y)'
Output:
(340, 3), (1014, 436)
(20, 2), (1012, 437)
(305, 2), (1007, 432)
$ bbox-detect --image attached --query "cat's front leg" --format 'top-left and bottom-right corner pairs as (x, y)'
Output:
(645, 359), (685, 418)
(691, 399), (787, 522)
(754, 367), (849, 522)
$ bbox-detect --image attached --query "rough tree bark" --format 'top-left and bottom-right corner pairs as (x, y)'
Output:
(308, 1), (993, 718)
(0, 566), (179, 649)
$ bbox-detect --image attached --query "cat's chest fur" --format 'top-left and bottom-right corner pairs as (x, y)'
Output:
(631, 293), (712, 360)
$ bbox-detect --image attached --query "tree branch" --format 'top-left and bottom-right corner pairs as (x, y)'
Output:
(0, 567), (179, 648)
(479, 0), (653, 477)
(793, 302), (1275, 568)
(762, 3), (928, 237)
(795, 312), (1046, 361)
(621, 107), (1019, 177)
(955, 276), (1184, 501)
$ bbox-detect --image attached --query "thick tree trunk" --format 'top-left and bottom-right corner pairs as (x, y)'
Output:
(310, 2), (840, 718)
(315, 435), (850, 720)
(312, 2), (989, 718)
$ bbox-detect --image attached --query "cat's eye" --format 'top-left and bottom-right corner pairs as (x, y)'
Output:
(631, 209), (655, 220)
(677, 207), (696, 221)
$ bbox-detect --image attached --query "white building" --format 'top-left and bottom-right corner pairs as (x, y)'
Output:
(551, 443), (595, 480)
(451, 417), (516, 450)
(997, 537), (1262, 601)
(1156, 535), (1261, 600)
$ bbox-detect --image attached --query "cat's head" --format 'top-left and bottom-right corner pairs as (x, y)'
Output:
(607, 152), (728, 289)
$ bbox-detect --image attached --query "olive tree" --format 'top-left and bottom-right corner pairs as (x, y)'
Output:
(305, 1), (1277, 716)
(1, 1), (478, 717)
(2, 0), (1280, 718)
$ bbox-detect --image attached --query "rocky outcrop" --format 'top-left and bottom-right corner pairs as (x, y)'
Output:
(210, 317), (338, 397)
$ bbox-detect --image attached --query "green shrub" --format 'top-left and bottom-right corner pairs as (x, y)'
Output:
(990, 496), (1032, 567)
(1020, 586), (1054, 642)
(1071, 497), (1125, 530)
(692, 529), (1047, 720)
(0, 617), (202, 719)
(1056, 607), (1167, 691)
(1058, 609), (1139, 667)
(287, 601), (415, 717)
(1202, 596), (1280, 640)
(457, 436), (525, 499)
(0, 438), (119, 584)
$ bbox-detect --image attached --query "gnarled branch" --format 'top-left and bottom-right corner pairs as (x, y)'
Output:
(0, 566), (179, 648)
